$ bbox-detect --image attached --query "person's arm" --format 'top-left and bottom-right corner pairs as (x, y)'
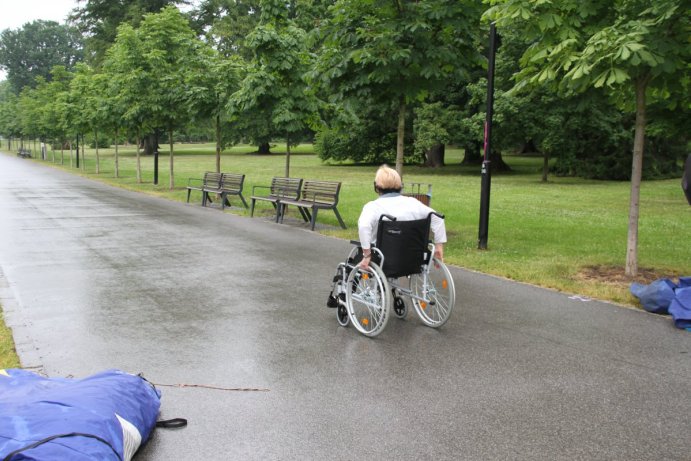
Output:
(429, 211), (446, 262)
(357, 203), (377, 270)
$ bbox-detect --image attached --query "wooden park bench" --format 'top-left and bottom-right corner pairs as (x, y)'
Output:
(278, 180), (347, 231)
(202, 172), (248, 210)
(403, 182), (432, 206)
(186, 172), (222, 205)
(250, 177), (303, 222)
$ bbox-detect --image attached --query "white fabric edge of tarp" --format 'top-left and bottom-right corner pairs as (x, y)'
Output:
(116, 413), (142, 461)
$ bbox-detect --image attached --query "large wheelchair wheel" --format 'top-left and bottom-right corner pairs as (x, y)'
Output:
(345, 262), (391, 337)
(410, 258), (455, 328)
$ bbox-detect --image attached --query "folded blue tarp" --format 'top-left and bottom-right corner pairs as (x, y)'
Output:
(0, 369), (161, 461)
(631, 277), (691, 329)
(668, 286), (691, 329)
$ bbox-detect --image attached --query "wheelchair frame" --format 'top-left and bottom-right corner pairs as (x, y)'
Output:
(328, 213), (456, 337)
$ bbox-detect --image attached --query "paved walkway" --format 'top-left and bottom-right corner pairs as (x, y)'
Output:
(0, 153), (689, 460)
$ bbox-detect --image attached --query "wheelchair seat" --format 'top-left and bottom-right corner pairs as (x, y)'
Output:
(375, 214), (433, 279)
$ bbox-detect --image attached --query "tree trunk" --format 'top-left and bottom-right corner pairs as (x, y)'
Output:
(489, 150), (512, 172)
(95, 130), (100, 174)
(60, 141), (64, 165)
(395, 95), (406, 177)
(625, 77), (648, 277)
(461, 141), (483, 165)
(169, 126), (174, 190)
(82, 134), (86, 171)
(257, 142), (271, 154)
(215, 114), (222, 173)
(542, 151), (550, 182)
(136, 128), (142, 183)
(425, 143), (445, 167)
(114, 127), (119, 178)
(142, 133), (159, 155)
(69, 141), (73, 168)
(520, 139), (540, 154)
(285, 135), (291, 177)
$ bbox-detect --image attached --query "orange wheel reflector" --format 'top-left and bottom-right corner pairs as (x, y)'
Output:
(442, 279), (448, 289)
(420, 302), (427, 309)
(362, 318), (369, 326)
(362, 273), (369, 280)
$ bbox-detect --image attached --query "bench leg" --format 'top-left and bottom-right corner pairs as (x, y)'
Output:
(310, 208), (318, 230)
(186, 189), (191, 203)
(250, 199), (256, 217)
(276, 203), (284, 223)
(221, 193), (227, 210)
(239, 193), (249, 209)
(333, 207), (347, 229)
(298, 207), (311, 223)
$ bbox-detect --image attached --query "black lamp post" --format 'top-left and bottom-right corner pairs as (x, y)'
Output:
(478, 23), (498, 250)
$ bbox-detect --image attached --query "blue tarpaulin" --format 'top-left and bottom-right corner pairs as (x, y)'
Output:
(0, 369), (161, 461)
(631, 277), (691, 329)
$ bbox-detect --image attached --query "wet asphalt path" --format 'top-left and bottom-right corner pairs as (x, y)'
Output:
(0, 153), (689, 461)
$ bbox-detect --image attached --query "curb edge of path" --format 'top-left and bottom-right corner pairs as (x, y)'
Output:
(0, 265), (44, 374)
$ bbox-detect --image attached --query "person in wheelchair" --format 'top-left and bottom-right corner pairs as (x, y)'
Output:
(358, 165), (447, 271)
(328, 164), (455, 337)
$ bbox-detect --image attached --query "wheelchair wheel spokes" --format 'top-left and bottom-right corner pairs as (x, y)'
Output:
(410, 258), (455, 328)
(345, 263), (391, 337)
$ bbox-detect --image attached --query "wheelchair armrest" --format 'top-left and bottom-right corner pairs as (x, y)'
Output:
(349, 240), (361, 246)
(377, 214), (397, 223)
(430, 211), (444, 219)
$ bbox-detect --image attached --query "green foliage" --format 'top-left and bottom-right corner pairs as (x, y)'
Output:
(71, 0), (180, 65)
(413, 102), (455, 159)
(313, 0), (484, 167)
(231, 0), (320, 150)
(0, 21), (83, 93)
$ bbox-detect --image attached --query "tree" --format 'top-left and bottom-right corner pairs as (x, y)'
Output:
(231, 0), (320, 177)
(185, 49), (243, 173)
(315, 0), (483, 176)
(103, 22), (149, 180)
(70, 0), (185, 65)
(485, 0), (691, 276)
(136, 6), (209, 189)
(189, 0), (261, 59)
(0, 21), (83, 93)
(0, 82), (21, 149)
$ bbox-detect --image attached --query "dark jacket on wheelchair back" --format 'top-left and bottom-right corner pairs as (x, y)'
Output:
(376, 214), (433, 278)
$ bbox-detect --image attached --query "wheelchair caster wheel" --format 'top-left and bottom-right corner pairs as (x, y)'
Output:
(393, 296), (407, 319)
(336, 303), (349, 327)
(327, 294), (338, 308)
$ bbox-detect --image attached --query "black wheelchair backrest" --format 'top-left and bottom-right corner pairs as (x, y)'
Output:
(375, 213), (434, 278)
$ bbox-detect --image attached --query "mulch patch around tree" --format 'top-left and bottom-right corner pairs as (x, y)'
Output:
(577, 265), (680, 287)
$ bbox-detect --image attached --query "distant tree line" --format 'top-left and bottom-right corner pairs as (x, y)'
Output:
(0, 0), (688, 275)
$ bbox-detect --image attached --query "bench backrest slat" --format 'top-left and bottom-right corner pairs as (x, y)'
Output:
(300, 181), (341, 205)
(203, 172), (223, 188)
(220, 173), (245, 192)
(270, 177), (303, 199)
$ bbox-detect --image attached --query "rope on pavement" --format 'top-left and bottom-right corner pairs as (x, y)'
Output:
(153, 382), (270, 392)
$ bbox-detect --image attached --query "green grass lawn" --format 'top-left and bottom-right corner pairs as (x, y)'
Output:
(0, 304), (20, 369)
(5, 142), (691, 308)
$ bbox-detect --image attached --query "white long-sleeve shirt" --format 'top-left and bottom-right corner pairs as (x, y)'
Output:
(357, 193), (447, 250)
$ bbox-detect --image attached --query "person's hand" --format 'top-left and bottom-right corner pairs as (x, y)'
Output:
(358, 252), (372, 271)
(434, 243), (444, 263)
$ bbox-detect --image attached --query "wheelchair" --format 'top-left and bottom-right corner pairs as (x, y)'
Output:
(327, 212), (456, 337)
